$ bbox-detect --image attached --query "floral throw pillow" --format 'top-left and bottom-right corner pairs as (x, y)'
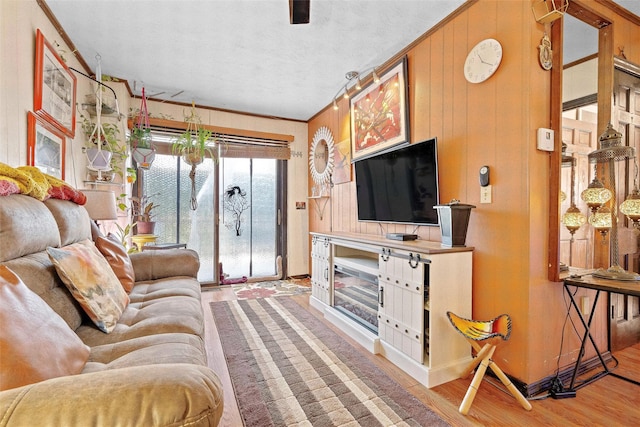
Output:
(47, 239), (129, 333)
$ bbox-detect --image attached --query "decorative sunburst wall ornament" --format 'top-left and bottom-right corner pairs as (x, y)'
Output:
(309, 126), (335, 196)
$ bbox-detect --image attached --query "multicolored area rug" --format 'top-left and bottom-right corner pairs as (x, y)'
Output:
(210, 297), (448, 426)
(232, 279), (311, 300)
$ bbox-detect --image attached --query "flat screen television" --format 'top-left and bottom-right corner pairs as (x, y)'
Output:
(354, 138), (439, 226)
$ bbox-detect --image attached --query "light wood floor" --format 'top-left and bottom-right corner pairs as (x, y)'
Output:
(202, 288), (640, 426)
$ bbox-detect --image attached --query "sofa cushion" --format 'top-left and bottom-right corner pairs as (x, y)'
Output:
(0, 265), (90, 391)
(0, 194), (60, 263)
(47, 240), (129, 333)
(76, 290), (204, 346)
(44, 198), (92, 247)
(83, 333), (207, 372)
(95, 234), (135, 293)
(130, 249), (200, 281)
(128, 275), (202, 303)
(2, 253), (85, 331)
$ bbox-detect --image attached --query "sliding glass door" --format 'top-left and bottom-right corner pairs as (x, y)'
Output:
(219, 158), (280, 281)
(139, 153), (284, 284)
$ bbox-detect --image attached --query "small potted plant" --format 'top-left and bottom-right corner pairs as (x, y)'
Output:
(126, 167), (137, 184)
(130, 193), (159, 235)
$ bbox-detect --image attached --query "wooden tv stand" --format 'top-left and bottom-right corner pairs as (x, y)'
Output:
(310, 232), (473, 388)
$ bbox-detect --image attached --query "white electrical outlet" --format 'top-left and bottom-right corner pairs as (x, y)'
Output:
(480, 185), (492, 203)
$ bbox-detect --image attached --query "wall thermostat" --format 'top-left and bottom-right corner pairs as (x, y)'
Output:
(479, 165), (490, 187)
(537, 128), (555, 152)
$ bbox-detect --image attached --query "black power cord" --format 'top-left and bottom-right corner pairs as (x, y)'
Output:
(550, 376), (576, 399)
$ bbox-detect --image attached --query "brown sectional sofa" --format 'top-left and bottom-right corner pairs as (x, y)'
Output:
(0, 194), (223, 426)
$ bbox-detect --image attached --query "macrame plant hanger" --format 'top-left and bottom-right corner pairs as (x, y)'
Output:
(131, 87), (156, 169)
(183, 102), (203, 210)
(85, 55), (113, 180)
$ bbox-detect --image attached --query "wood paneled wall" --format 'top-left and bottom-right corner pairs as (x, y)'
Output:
(308, 0), (640, 385)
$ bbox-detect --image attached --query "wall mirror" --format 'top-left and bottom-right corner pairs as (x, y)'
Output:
(549, 1), (613, 282)
(551, 5), (640, 355)
(558, 13), (599, 273)
(309, 126), (335, 195)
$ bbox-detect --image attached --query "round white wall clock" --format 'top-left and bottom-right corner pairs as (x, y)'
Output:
(464, 38), (503, 84)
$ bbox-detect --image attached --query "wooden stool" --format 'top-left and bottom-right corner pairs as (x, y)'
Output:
(446, 311), (532, 415)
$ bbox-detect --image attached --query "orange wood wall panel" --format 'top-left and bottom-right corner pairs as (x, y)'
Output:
(307, 0), (640, 385)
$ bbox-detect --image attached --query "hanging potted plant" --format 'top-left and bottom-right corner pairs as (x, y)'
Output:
(81, 114), (126, 182)
(130, 87), (156, 169)
(130, 193), (158, 235)
(172, 126), (215, 165)
(171, 103), (218, 210)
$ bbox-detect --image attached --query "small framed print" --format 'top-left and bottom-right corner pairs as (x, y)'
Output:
(34, 29), (77, 138)
(28, 111), (66, 179)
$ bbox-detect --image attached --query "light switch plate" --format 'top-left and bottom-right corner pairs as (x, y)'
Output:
(537, 128), (554, 151)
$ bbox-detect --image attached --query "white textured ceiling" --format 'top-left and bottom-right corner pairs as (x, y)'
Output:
(45, 0), (639, 122)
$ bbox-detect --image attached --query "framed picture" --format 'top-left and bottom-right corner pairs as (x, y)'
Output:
(34, 29), (77, 138)
(27, 111), (66, 179)
(332, 138), (352, 184)
(350, 56), (409, 162)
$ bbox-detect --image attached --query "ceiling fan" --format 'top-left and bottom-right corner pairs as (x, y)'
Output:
(289, 0), (310, 24)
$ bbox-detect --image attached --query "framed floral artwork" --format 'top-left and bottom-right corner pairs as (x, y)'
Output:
(27, 111), (66, 179)
(34, 29), (77, 138)
(350, 56), (409, 161)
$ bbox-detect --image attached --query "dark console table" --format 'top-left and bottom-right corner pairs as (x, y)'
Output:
(563, 273), (640, 391)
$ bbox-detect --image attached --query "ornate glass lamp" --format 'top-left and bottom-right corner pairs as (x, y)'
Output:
(580, 176), (612, 213)
(587, 123), (640, 281)
(620, 159), (640, 228)
(562, 205), (587, 236)
(561, 153), (586, 239)
(620, 189), (640, 228)
(588, 205), (611, 241)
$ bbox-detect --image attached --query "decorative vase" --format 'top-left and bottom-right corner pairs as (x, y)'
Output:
(136, 221), (155, 235)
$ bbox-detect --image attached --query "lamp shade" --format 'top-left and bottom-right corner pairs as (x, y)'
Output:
(82, 190), (117, 221)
